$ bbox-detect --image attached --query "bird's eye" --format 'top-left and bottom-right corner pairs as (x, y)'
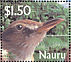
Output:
(16, 24), (23, 30)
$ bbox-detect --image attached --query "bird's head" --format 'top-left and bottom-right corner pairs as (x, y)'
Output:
(2, 18), (64, 43)
(2, 19), (42, 43)
(2, 19), (43, 55)
(2, 18), (64, 60)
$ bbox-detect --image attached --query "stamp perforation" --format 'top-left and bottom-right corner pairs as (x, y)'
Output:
(0, 0), (68, 2)
(69, 2), (71, 61)
(0, 1), (3, 61)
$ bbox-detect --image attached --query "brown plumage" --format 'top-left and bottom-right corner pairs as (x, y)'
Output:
(2, 18), (64, 61)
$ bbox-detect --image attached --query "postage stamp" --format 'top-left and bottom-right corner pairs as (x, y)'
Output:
(0, 0), (71, 61)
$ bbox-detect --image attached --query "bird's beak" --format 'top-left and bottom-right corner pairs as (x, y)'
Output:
(37, 18), (64, 32)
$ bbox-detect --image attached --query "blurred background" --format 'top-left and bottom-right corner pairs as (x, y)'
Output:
(0, 1), (69, 61)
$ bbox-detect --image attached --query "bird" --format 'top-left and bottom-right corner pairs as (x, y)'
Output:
(2, 18), (64, 61)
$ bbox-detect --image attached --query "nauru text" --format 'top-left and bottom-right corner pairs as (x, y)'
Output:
(39, 51), (66, 59)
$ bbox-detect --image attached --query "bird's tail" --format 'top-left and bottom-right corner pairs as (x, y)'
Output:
(37, 18), (64, 32)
